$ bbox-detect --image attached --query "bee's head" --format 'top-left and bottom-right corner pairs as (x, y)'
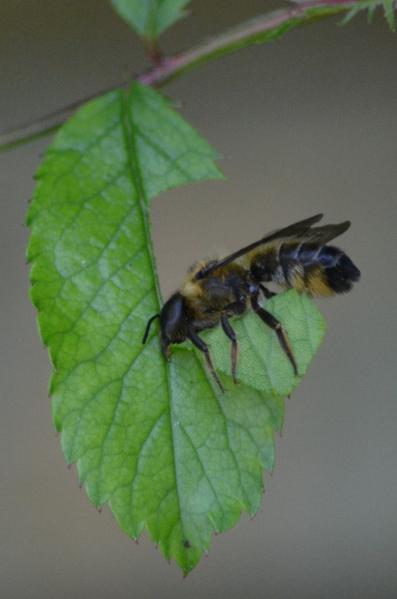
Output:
(159, 292), (188, 359)
(142, 292), (188, 360)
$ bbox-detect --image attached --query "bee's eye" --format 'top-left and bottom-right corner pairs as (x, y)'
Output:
(160, 292), (187, 343)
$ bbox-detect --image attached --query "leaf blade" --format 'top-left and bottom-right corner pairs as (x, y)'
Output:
(205, 290), (326, 396)
(28, 83), (325, 574)
(111, 0), (191, 40)
(340, 0), (396, 29)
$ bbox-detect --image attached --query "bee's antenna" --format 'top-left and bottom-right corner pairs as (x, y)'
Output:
(142, 314), (160, 344)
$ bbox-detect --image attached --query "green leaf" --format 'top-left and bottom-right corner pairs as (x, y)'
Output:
(367, 2), (377, 22)
(340, 3), (364, 25)
(205, 290), (326, 396)
(341, 0), (395, 30)
(382, 0), (396, 29)
(27, 81), (325, 573)
(111, 0), (190, 40)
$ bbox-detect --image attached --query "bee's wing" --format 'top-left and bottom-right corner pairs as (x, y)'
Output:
(298, 220), (351, 244)
(195, 214), (350, 280)
(194, 214), (324, 280)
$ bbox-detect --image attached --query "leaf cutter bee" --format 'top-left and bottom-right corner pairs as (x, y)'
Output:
(142, 214), (360, 392)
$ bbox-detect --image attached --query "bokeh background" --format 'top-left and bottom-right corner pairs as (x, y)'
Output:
(1, 1), (396, 597)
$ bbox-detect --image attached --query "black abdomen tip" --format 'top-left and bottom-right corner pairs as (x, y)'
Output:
(324, 252), (361, 294)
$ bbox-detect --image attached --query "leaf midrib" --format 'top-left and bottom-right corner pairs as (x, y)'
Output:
(120, 85), (188, 547)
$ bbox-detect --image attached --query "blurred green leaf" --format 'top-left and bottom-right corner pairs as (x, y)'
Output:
(341, 0), (395, 29)
(382, 0), (396, 29)
(111, 0), (191, 40)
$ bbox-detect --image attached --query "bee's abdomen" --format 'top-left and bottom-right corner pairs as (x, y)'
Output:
(250, 243), (360, 296)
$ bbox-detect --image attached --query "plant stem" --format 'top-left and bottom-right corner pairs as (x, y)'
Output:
(0, 0), (362, 152)
(138, 0), (355, 86)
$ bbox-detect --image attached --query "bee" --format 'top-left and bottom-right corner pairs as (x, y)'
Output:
(142, 214), (360, 392)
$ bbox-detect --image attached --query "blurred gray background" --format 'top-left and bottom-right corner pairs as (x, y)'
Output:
(1, 1), (396, 597)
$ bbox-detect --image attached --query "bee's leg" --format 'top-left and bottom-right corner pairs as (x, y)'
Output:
(220, 314), (239, 384)
(259, 284), (276, 299)
(250, 294), (298, 375)
(187, 329), (225, 393)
